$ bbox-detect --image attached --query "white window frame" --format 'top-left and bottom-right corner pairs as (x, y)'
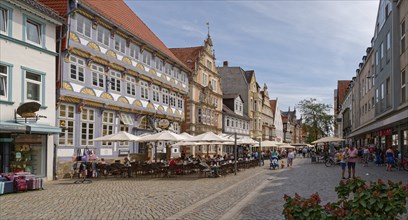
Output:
(120, 113), (133, 125)
(155, 58), (163, 71)
(381, 83), (384, 100)
(0, 7), (7, 34)
(152, 85), (160, 103)
(91, 64), (104, 88)
(165, 64), (171, 75)
(69, 56), (85, 82)
(402, 20), (406, 54)
(181, 72), (186, 82)
(81, 108), (95, 146)
(0, 64), (8, 99)
(119, 123), (129, 146)
(76, 14), (91, 38)
(102, 111), (115, 146)
(170, 92), (176, 107)
(130, 43), (139, 60)
(25, 71), (42, 102)
(173, 68), (180, 79)
(114, 35), (126, 54)
(140, 80), (149, 100)
(97, 25), (110, 47)
(58, 104), (75, 146)
(202, 73), (208, 86)
(162, 89), (169, 105)
(211, 79), (217, 91)
(26, 18), (41, 45)
(375, 89), (379, 103)
(177, 94), (183, 109)
(126, 75), (136, 96)
(142, 51), (151, 66)
(109, 70), (121, 92)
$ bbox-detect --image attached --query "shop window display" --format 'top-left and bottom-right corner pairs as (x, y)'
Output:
(9, 135), (46, 177)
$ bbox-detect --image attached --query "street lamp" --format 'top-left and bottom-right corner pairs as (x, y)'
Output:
(258, 136), (262, 166)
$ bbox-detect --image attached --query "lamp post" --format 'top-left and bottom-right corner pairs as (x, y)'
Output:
(258, 136), (262, 166)
(234, 132), (237, 175)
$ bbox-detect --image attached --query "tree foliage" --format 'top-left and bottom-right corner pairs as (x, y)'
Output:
(297, 98), (333, 143)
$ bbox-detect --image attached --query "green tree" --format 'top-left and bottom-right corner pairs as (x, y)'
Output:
(297, 98), (333, 143)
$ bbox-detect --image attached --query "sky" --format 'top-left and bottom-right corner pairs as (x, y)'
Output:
(125, 0), (379, 115)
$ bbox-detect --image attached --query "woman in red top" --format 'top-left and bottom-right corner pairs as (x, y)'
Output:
(346, 145), (358, 179)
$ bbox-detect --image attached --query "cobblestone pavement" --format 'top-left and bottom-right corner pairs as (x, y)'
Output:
(233, 158), (408, 220)
(0, 159), (406, 220)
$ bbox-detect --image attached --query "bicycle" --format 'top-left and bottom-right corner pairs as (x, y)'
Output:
(325, 157), (340, 167)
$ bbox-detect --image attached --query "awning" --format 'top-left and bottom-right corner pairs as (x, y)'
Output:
(22, 123), (62, 134)
(0, 121), (28, 132)
(0, 121), (62, 134)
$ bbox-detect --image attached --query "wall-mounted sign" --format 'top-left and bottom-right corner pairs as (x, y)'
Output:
(158, 119), (170, 129)
(379, 128), (392, 136)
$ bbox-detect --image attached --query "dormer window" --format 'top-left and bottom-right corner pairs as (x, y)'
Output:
(97, 25), (110, 46)
(114, 35), (126, 54)
(155, 58), (163, 71)
(130, 44), (139, 60)
(76, 14), (91, 38)
(142, 51), (151, 66)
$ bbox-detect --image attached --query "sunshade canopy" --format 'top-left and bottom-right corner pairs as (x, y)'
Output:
(138, 130), (185, 142)
(261, 140), (283, 147)
(311, 137), (345, 144)
(93, 131), (141, 141)
(185, 132), (230, 142)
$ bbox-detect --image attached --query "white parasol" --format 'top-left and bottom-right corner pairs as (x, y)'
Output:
(93, 131), (141, 142)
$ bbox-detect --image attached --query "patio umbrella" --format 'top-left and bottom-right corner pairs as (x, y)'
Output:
(138, 130), (185, 142)
(279, 144), (296, 149)
(93, 131), (141, 141)
(185, 131), (231, 142)
(179, 132), (194, 139)
(184, 132), (231, 156)
(311, 137), (345, 144)
(261, 140), (283, 147)
(238, 137), (259, 145)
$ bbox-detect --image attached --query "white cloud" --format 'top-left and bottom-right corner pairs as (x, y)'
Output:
(127, 0), (379, 113)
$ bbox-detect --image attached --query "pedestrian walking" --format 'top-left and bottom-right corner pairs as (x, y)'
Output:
(363, 146), (369, 167)
(287, 150), (294, 167)
(385, 146), (394, 171)
(338, 149), (347, 179)
(345, 145), (358, 179)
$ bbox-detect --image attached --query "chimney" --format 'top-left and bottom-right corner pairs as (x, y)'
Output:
(223, 61), (228, 67)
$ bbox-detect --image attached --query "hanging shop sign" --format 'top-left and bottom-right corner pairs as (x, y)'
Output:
(379, 128), (392, 136)
(158, 119), (170, 129)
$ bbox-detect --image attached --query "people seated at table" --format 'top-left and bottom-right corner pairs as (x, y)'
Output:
(169, 158), (177, 165)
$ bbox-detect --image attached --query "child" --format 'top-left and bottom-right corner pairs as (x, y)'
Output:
(339, 149), (347, 179)
(280, 160), (285, 169)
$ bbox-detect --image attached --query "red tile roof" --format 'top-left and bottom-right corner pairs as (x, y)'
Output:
(169, 46), (203, 71)
(39, 0), (185, 69)
(337, 80), (351, 107)
(269, 99), (277, 116)
(37, 0), (67, 16)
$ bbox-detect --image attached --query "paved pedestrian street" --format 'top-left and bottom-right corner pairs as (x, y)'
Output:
(1, 159), (407, 220)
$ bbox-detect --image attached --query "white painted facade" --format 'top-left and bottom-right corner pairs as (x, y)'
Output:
(0, 0), (63, 180)
(273, 101), (284, 143)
